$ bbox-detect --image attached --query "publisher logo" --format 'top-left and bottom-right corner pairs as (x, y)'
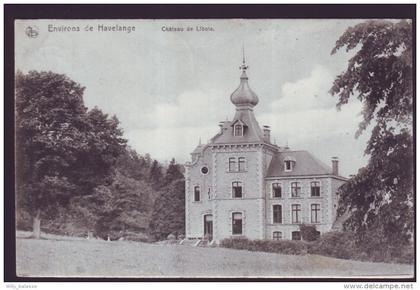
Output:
(25, 26), (39, 38)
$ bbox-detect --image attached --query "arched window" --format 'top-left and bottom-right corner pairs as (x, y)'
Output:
(234, 124), (243, 136)
(238, 157), (246, 171)
(228, 157), (236, 172)
(232, 212), (243, 235)
(273, 231), (282, 240)
(272, 183), (282, 198)
(232, 181), (243, 198)
(194, 186), (200, 202)
(273, 205), (282, 223)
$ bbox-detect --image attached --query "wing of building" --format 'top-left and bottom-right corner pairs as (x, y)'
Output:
(185, 58), (347, 243)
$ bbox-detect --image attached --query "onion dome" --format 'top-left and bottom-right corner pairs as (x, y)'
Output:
(230, 55), (259, 107)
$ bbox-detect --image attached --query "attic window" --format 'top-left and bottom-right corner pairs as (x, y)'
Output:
(284, 160), (294, 171)
(234, 124), (243, 136)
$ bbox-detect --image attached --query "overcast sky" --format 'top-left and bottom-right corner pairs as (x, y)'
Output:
(16, 19), (371, 177)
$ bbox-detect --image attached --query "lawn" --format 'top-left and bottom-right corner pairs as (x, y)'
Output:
(16, 233), (414, 278)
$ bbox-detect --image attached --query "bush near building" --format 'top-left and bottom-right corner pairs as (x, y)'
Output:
(220, 231), (414, 264)
(220, 237), (307, 255)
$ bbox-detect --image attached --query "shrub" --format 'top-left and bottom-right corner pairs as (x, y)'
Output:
(308, 231), (357, 260)
(391, 245), (414, 264)
(16, 210), (32, 231)
(220, 237), (307, 255)
(123, 231), (152, 243)
(167, 233), (176, 240)
(299, 224), (320, 242)
(308, 231), (414, 264)
(219, 231), (415, 265)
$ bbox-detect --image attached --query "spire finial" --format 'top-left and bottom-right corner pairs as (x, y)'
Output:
(239, 44), (248, 73)
(242, 43), (245, 64)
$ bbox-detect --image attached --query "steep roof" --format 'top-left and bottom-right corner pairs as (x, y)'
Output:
(266, 150), (333, 177)
(211, 108), (266, 144)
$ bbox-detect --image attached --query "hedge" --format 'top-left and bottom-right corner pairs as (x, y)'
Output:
(220, 237), (307, 255)
(220, 231), (414, 264)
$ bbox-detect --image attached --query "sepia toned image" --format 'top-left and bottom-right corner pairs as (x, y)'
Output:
(12, 16), (414, 279)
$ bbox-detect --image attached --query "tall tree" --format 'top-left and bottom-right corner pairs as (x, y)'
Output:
(149, 179), (185, 240)
(164, 158), (184, 185)
(15, 71), (126, 238)
(148, 159), (164, 189)
(330, 20), (413, 245)
(115, 147), (152, 181)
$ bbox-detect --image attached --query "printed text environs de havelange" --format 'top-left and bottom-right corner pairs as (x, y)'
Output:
(47, 24), (215, 33)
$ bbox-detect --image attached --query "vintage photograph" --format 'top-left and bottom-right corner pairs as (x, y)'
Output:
(12, 15), (414, 279)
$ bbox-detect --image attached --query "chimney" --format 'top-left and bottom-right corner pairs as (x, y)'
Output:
(219, 122), (224, 133)
(219, 121), (230, 133)
(263, 125), (271, 143)
(331, 157), (339, 176)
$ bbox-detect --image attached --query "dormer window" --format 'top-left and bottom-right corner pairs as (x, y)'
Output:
(234, 124), (243, 136)
(284, 156), (296, 171)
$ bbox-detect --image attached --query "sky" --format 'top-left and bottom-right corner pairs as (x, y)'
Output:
(15, 19), (372, 177)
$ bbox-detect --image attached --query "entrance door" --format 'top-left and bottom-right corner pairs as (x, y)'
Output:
(204, 214), (213, 240)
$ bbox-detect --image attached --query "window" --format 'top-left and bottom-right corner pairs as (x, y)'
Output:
(194, 186), (200, 202)
(201, 166), (209, 174)
(273, 205), (282, 223)
(292, 231), (301, 241)
(232, 181), (243, 198)
(273, 231), (282, 240)
(311, 181), (321, 197)
(291, 204), (301, 224)
(291, 182), (301, 197)
(234, 124), (243, 136)
(285, 160), (292, 171)
(238, 157), (246, 171)
(272, 183), (282, 198)
(232, 212), (243, 235)
(228, 157), (236, 172)
(284, 160), (295, 171)
(311, 204), (321, 223)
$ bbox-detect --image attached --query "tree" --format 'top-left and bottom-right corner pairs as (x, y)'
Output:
(149, 179), (185, 240)
(330, 20), (413, 246)
(115, 147), (152, 181)
(15, 71), (126, 238)
(148, 159), (164, 189)
(164, 158), (184, 185)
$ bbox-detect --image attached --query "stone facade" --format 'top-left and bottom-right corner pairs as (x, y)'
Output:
(185, 60), (347, 243)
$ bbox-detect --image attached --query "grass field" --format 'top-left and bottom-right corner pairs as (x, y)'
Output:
(16, 232), (414, 278)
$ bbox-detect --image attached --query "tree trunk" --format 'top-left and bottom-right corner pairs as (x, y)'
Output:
(32, 209), (41, 239)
